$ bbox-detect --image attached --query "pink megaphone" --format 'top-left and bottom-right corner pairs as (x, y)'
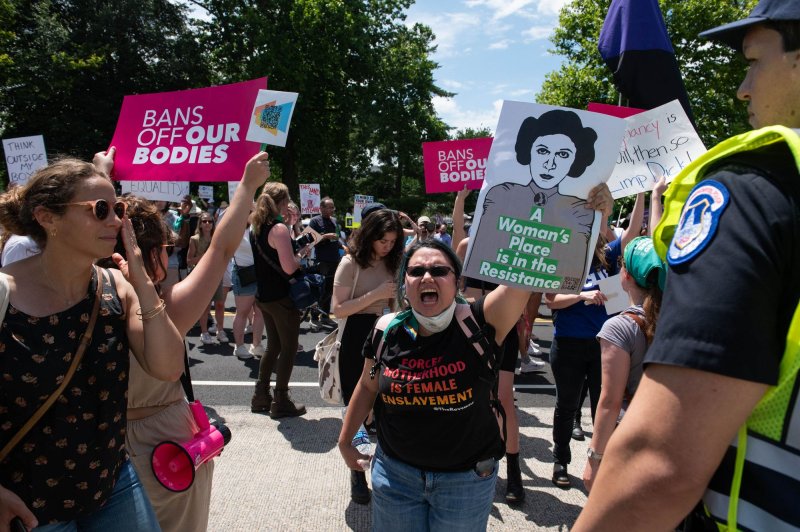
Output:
(151, 401), (232, 492)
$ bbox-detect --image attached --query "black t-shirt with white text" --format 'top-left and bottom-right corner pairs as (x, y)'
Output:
(364, 299), (504, 471)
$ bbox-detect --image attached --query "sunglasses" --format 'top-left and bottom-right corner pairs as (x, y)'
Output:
(58, 199), (127, 221)
(200, 220), (213, 225)
(406, 265), (454, 278)
(162, 244), (175, 257)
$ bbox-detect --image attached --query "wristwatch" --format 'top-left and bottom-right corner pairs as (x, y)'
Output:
(587, 448), (603, 462)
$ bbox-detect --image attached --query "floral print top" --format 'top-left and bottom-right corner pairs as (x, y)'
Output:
(0, 268), (129, 524)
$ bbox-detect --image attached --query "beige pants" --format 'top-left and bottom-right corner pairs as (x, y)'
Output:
(127, 400), (214, 532)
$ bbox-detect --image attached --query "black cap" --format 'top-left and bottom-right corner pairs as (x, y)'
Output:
(360, 202), (386, 220)
(699, 0), (800, 50)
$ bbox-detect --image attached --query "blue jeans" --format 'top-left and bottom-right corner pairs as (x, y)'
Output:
(34, 460), (160, 532)
(371, 445), (497, 532)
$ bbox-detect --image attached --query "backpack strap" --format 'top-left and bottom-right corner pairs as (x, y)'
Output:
(621, 311), (646, 333)
(369, 312), (398, 379)
(454, 303), (507, 453)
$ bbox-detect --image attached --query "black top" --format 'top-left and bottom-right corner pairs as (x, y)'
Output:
(308, 215), (341, 263)
(645, 142), (800, 385)
(252, 221), (291, 302)
(364, 299), (504, 471)
(0, 269), (129, 524)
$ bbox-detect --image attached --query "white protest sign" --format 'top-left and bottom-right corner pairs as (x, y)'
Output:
(120, 180), (190, 202)
(198, 185), (214, 200)
(608, 100), (706, 199)
(299, 184), (320, 215)
(353, 194), (374, 228)
(3, 135), (47, 186)
(464, 101), (625, 294)
(596, 274), (628, 315)
(228, 181), (239, 203)
(245, 90), (299, 147)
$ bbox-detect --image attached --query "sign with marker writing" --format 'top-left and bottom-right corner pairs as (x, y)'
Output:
(607, 100), (706, 199)
(299, 183), (320, 215)
(352, 194), (373, 229)
(3, 135), (47, 186)
(464, 101), (625, 294)
(120, 180), (190, 202)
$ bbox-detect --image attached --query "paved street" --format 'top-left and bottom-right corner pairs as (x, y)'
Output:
(184, 295), (592, 531)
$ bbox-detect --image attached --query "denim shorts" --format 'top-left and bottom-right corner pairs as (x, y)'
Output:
(33, 460), (159, 532)
(232, 265), (258, 297)
(370, 445), (497, 532)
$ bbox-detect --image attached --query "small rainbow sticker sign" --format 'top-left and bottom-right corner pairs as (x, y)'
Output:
(246, 90), (299, 147)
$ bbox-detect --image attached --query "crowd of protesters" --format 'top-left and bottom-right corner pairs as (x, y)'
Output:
(1, 1), (799, 530)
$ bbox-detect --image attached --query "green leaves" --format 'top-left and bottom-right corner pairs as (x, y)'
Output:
(537, 0), (756, 147)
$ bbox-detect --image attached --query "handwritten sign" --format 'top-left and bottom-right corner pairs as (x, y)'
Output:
(299, 183), (320, 215)
(109, 78), (267, 181)
(227, 181), (239, 203)
(607, 100), (706, 199)
(464, 101), (625, 294)
(352, 194), (374, 229)
(120, 180), (190, 202)
(422, 137), (492, 193)
(245, 90), (299, 148)
(198, 185), (214, 200)
(3, 135), (47, 186)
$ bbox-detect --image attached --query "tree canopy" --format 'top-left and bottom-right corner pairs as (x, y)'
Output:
(538, 0), (757, 147)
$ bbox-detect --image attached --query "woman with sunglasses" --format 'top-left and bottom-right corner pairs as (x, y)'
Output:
(108, 152), (271, 532)
(330, 208), (404, 505)
(188, 212), (229, 345)
(0, 155), (185, 531)
(336, 238), (533, 530)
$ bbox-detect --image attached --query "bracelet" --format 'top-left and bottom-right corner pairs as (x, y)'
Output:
(136, 299), (166, 321)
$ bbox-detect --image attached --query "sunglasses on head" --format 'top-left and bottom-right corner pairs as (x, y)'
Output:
(406, 265), (454, 278)
(57, 199), (127, 221)
(162, 244), (175, 257)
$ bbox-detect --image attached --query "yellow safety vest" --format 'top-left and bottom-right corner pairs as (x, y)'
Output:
(654, 126), (800, 531)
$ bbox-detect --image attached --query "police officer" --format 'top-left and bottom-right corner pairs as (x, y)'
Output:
(574, 1), (800, 530)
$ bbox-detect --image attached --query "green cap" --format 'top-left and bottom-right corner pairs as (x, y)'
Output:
(624, 237), (666, 291)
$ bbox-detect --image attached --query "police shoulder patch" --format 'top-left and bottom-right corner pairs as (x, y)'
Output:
(668, 180), (730, 266)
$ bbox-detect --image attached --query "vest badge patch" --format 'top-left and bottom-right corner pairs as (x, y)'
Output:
(668, 180), (730, 265)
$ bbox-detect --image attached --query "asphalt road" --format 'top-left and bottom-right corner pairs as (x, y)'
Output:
(187, 293), (559, 410)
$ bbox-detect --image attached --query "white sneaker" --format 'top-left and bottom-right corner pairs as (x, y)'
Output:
(530, 338), (541, 349)
(244, 323), (252, 335)
(208, 324), (217, 335)
(527, 339), (542, 356)
(250, 344), (265, 359)
(216, 330), (229, 343)
(200, 332), (214, 345)
(235, 344), (253, 360)
(519, 357), (545, 373)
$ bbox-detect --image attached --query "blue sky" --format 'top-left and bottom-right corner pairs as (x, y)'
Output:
(406, 0), (570, 135)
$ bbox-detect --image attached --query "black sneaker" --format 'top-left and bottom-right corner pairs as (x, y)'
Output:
(552, 463), (570, 489)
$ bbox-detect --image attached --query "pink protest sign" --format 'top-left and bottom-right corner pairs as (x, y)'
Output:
(588, 102), (644, 118)
(422, 137), (492, 194)
(109, 78), (267, 181)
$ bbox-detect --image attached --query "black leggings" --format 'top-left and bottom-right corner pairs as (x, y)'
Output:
(339, 314), (379, 405)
